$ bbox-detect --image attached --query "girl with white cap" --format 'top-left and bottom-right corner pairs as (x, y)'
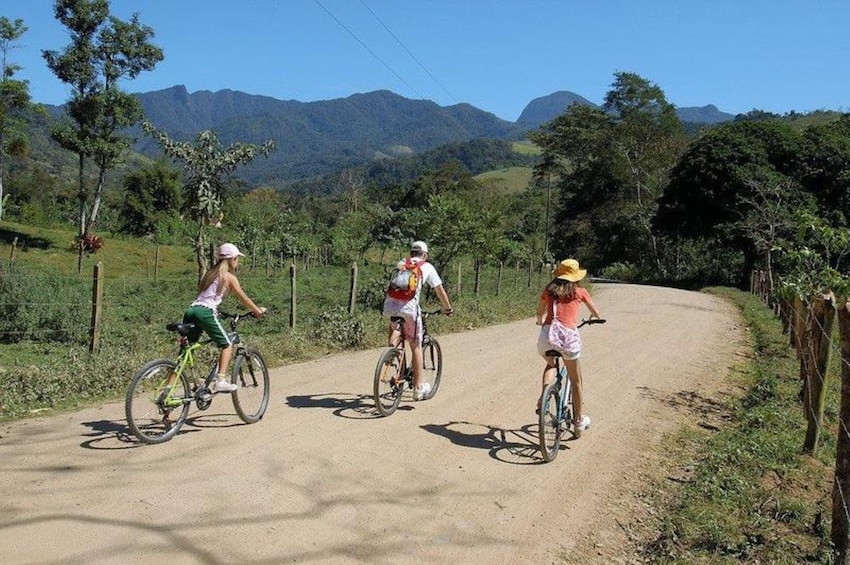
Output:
(183, 243), (266, 393)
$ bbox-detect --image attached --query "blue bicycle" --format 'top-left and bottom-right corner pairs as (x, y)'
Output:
(538, 318), (606, 462)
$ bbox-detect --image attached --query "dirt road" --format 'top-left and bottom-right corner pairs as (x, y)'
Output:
(0, 283), (745, 564)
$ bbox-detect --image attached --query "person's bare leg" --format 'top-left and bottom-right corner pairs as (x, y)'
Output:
(564, 358), (583, 421)
(411, 341), (423, 389)
(538, 357), (558, 409)
(218, 345), (233, 377)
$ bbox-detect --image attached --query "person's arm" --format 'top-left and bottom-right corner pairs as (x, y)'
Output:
(583, 290), (602, 320)
(433, 284), (453, 315)
(225, 273), (266, 317)
(535, 294), (547, 325)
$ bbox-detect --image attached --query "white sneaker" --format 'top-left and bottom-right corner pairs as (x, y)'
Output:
(212, 379), (238, 393)
(414, 382), (431, 401)
(575, 415), (591, 431)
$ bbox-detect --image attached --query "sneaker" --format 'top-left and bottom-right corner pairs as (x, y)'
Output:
(413, 382), (431, 401)
(574, 415), (591, 431)
(212, 379), (238, 393)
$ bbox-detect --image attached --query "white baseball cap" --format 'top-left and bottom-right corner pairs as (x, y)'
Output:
(411, 240), (428, 253)
(218, 243), (245, 259)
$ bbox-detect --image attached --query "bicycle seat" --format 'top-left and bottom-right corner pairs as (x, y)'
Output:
(389, 316), (404, 323)
(544, 349), (562, 358)
(166, 322), (195, 335)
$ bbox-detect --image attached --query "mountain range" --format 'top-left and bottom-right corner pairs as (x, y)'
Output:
(41, 86), (737, 187)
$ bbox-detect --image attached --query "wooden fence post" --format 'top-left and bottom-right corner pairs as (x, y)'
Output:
(89, 262), (104, 353)
(803, 295), (836, 453)
(348, 262), (358, 316)
(8, 236), (17, 267)
(496, 261), (503, 296)
(154, 245), (160, 282)
(831, 300), (850, 560)
(456, 262), (462, 297)
(473, 259), (481, 296)
(289, 263), (297, 329)
(527, 259), (533, 288)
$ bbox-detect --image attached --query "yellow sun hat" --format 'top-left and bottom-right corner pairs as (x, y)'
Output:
(553, 258), (587, 282)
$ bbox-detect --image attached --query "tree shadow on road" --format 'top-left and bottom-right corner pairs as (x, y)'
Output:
(420, 421), (551, 465)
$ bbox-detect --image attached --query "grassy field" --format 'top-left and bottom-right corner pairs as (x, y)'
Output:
(475, 166), (534, 193)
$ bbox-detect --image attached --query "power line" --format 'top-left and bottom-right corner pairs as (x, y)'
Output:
(358, 0), (458, 104)
(313, 0), (424, 100)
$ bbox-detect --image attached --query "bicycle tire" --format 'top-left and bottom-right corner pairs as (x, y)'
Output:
(231, 347), (270, 423)
(125, 359), (190, 444)
(420, 336), (443, 400)
(538, 380), (563, 462)
(373, 347), (404, 416)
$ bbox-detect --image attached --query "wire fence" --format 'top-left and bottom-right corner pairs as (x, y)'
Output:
(750, 269), (850, 556)
(0, 256), (552, 353)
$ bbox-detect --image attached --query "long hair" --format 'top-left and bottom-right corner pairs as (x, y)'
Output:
(545, 278), (577, 301)
(198, 259), (231, 295)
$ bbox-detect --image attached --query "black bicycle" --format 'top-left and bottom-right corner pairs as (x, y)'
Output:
(373, 310), (443, 416)
(538, 318), (606, 462)
(125, 310), (271, 444)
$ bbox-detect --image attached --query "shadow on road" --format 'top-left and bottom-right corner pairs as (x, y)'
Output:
(285, 392), (393, 419)
(420, 421), (555, 465)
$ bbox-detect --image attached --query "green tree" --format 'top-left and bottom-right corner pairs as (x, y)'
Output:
(655, 119), (807, 284)
(532, 73), (686, 274)
(42, 0), (163, 271)
(0, 17), (32, 221)
(142, 123), (275, 280)
(120, 159), (181, 237)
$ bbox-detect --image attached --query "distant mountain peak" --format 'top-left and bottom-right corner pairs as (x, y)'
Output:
(516, 91), (596, 125)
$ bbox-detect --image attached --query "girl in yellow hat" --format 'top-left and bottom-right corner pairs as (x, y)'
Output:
(535, 259), (601, 432)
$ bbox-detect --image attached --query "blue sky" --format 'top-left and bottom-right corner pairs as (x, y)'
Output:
(5, 1), (849, 121)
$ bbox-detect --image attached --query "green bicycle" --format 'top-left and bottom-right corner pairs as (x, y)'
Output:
(125, 310), (270, 444)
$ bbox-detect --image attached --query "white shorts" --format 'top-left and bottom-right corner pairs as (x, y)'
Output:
(537, 325), (581, 361)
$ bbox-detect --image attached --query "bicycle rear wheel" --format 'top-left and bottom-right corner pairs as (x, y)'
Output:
(232, 347), (270, 423)
(126, 359), (190, 444)
(420, 336), (442, 400)
(373, 347), (404, 416)
(538, 380), (563, 462)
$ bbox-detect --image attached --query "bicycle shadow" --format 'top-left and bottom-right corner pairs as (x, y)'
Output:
(285, 392), (401, 420)
(420, 421), (556, 465)
(79, 419), (140, 450)
(79, 409), (242, 450)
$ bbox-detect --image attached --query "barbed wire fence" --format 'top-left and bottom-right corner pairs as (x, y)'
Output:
(750, 269), (850, 559)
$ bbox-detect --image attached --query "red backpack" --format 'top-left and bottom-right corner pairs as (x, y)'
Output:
(386, 258), (424, 301)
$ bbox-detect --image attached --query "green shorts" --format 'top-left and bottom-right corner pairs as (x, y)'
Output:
(183, 305), (231, 348)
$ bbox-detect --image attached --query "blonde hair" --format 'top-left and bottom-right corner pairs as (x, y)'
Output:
(198, 258), (232, 295)
(545, 278), (578, 301)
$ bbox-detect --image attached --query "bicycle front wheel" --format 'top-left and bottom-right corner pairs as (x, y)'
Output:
(126, 359), (190, 444)
(538, 380), (563, 462)
(232, 348), (270, 424)
(373, 347), (404, 416)
(420, 336), (443, 400)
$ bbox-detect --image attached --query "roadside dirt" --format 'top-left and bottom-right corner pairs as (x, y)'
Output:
(0, 283), (746, 564)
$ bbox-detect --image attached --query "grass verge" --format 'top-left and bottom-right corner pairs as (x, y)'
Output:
(637, 287), (835, 563)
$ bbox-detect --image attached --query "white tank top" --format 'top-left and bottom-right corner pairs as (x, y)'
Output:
(191, 277), (225, 310)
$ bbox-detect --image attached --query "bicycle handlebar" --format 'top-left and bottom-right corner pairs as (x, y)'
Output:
(577, 318), (606, 328)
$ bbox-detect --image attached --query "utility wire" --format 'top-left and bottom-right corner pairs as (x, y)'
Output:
(313, 0), (424, 100)
(358, 0), (458, 104)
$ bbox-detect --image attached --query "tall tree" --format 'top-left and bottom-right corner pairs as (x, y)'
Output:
(42, 0), (163, 271)
(0, 17), (31, 221)
(142, 123), (275, 281)
(531, 73), (686, 274)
